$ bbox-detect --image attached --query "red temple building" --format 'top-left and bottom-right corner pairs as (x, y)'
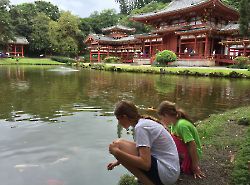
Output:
(86, 0), (249, 66)
(85, 25), (142, 63)
(4, 37), (29, 57)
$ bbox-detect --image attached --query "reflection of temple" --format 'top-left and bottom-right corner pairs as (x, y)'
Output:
(4, 37), (29, 57)
(86, 0), (249, 66)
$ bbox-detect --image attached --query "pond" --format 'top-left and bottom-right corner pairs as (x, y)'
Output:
(0, 65), (250, 185)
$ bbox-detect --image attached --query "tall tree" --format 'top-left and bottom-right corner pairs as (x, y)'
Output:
(0, 0), (14, 45)
(87, 9), (119, 34)
(30, 13), (51, 55)
(34, 1), (60, 21)
(239, 0), (250, 37)
(48, 11), (81, 57)
(115, 0), (171, 14)
(9, 3), (37, 38)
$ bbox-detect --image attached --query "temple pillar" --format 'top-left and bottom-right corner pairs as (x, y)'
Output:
(243, 43), (247, 56)
(21, 45), (24, 57)
(14, 45), (17, 56)
(204, 35), (208, 58)
(194, 35), (197, 53)
(98, 50), (101, 62)
(150, 39), (152, 57)
(178, 37), (181, 57)
(90, 50), (92, 62)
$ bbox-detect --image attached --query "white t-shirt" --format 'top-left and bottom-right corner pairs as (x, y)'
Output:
(135, 118), (180, 185)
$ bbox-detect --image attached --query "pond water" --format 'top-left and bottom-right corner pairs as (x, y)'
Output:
(0, 65), (250, 185)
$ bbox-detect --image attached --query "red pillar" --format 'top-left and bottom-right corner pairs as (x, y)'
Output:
(21, 45), (24, 57)
(194, 36), (197, 53)
(178, 37), (181, 57)
(204, 35), (208, 58)
(90, 50), (92, 62)
(243, 43), (247, 56)
(98, 50), (101, 63)
(14, 45), (17, 56)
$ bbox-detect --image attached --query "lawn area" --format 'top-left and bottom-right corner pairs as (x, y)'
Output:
(82, 63), (250, 78)
(0, 58), (64, 65)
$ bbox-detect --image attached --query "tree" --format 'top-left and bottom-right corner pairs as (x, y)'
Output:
(118, 2), (166, 33)
(0, 0), (14, 45)
(115, 0), (171, 14)
(9, 3), (37, 38)
(239, 0), (250, 37)
(87, 9), (119, 34)
(48, 11), (81, 57)
(222, 0), (241, 9)
(30, 13), (51, 55)
(34, 1), (60, 21)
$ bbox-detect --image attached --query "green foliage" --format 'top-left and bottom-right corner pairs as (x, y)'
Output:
(130, 1), (166, 15)
(222, 0), (241, 9)
(239, 0), (250, 37)
(155, 50), (177, 65)
(231, 128), (250, 185)
(116, 0), (171, 14)
(34, 1), (60, 21)
(233, 56), (250, 68)
(119, 15), (151, 33)
(48, 11), (81, 57)
(118, 174), (138, 185)
(30, 13), (51, 55)
(0, 0), (14, 45)
(85, 9), (119, 34)
(50, 56), (76, 64)
(103, 56), (121, 63)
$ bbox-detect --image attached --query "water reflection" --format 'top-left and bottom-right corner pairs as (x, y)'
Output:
(0, 65), (250, 122)
(0, 65), (250, 185)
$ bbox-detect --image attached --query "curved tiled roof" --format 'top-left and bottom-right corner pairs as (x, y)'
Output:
(86, 34), (140, 45)
(102, 25), (136, 33)
(221, 23), (239, 31)
(8, 37), (29, 45)
(131, 0), (238, 21)
(131, 0), (208, 20)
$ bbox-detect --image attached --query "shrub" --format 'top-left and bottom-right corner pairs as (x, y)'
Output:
(155, 50), (177, 65)
(103, 56), (121, 63)
(233, 56), (250, 68)
(118, 174), (138, 185)
(51, 56), (76, 64)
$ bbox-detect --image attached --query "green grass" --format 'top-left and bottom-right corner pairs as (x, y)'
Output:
(81, 63), (250, 78)
(0, 58), (64, 65)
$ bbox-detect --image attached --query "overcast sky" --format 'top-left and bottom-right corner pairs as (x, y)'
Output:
(10, 0), (120, 18)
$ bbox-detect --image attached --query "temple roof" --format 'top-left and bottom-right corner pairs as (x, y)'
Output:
(131, 0), (208, 19)
(102, 25), (136, 33)
(85, 34), (140, 45)
(8, 37), (29, 45)
(131, 0), (238, 22)
(221, 23), (239, 31)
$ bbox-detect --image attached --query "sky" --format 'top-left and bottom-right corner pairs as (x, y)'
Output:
(10, 0), (120, 18)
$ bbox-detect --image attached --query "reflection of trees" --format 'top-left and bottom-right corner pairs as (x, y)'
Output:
(0, 66), (250, 124)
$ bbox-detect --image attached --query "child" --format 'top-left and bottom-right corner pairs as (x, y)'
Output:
(107, 100), (180, 185)
(157, 100), (205, 179)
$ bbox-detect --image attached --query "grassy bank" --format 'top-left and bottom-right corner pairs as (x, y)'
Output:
(81, 63), (250, 78)
(0, 58), (64, 65)
(119, 106), (250, 185)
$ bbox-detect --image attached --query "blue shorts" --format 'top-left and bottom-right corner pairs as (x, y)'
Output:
(141, 156), (164, 185)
